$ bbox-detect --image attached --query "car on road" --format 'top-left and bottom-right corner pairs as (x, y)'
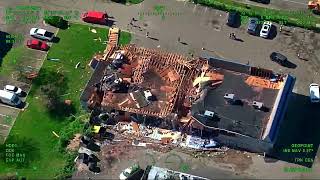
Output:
(81, 11), (108, 24)
(29, 28), (54, 41)
(309, 83), (320, 103)
(260, 21), (272, 38)
(26, 39), (49, 51)
(4, 85), (23, 96)
(249, 0), (270, 4)
(270, 52), (288, 66)
(0, 90), (22, 107)
(247, 18), (259, 34)
(227, 11), (240, 28)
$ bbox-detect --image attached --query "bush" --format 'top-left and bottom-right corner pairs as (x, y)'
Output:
(57, 118), (85, 152)
(54, 151), (78, 180)
(194, 0), (320, 31)
(44, 16), (68, 29)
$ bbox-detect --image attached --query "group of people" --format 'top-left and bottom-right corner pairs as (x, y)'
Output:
(229, 33), (236, 40)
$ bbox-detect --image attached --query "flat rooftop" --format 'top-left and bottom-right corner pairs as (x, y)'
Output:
(191, 69), (280, 138)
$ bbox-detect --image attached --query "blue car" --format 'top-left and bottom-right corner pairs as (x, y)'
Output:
(247, 18), (259, 35)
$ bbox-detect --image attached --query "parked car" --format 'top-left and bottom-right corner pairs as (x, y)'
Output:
(4, 85), (23, 96)
(26, 39), (49, 51)
(227, 11), (240, 28)
(119, 164), (141, 180)
(249, 0), (270, 4)
(247, 18), (259, 34)
(81, 11), (108, 24)
(260, 21), (272, 38)
(270, 52), (288, 66)
(29, 28), (54, 41)
(0, 90), (22, 107)
(309, 83), (320, 103)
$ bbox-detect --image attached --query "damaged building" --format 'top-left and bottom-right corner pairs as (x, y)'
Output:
(80, 44), (295, 154)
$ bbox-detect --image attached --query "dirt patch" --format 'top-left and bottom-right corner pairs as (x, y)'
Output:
(67, 133), (82, 151)
(213, 149), (253, 172)
(279, 27), (320, 73)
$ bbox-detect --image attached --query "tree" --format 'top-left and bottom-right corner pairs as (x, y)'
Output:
(44, 16), (68, 29)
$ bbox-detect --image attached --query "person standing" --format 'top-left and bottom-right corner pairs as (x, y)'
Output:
(129, 18), (133, 26)
(146, 32), (149, 38)
(178, 37), (180, 42)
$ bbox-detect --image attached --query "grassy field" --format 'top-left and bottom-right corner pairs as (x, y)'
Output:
(0, 23), (131, 179)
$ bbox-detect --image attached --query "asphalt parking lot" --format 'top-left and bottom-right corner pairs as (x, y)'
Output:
(0, 0), (319, 178)
(0, 77), (30, 143)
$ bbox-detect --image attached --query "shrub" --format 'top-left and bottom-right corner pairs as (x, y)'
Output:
(54, 151), (78, 179)
(44, 16), (68, 29)
(57, 118), (85, 152)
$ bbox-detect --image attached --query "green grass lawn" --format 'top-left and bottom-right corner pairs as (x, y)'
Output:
(0, 23), (131, 179)
(0, 46), (35, 76)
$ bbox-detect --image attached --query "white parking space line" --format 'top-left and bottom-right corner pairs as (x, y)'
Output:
(21, 56), (44, 61)
(204, 7), (208, 14)
(0, 124), (10, 128)
(193, 4), (197, 13)
(0, 104), (21, 111)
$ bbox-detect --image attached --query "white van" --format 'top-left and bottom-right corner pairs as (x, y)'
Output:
(309, 83), (320, 103)
(0, 90), (22, 107)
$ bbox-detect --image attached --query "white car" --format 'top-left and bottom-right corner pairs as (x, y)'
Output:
(4, 85), (23, 96)
(30, 28), (54, 41)
(119, 164), (140, 180)
(260, 21), (272, 38)
(309, 83), (320, 103)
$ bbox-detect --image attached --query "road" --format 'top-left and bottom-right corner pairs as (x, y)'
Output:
(0, 0), (319, 179)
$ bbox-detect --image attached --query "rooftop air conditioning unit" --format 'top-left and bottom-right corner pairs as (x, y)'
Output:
(204, 110), (215, 117)
(252, 101), (263, 109)
(224, 93), (234, 100)
(114, 78), (122, 84)
(144, 90), (153, 101)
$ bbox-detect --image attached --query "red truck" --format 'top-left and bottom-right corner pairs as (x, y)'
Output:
(81, 11), (108, 24)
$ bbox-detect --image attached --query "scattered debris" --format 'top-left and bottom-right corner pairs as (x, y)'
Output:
(67, 134), (82, 151)
(91, 29), (97, 33)
(52, 131), (60, 138)
(75, 62), (81, 69)
(64, 99), (72, 105)
(47, 58), (60, 61)
(132, 140), (147, 147)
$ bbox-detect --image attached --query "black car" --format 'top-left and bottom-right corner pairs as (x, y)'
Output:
(247, 18), (259, 34)
(249, 0), (270, 4)
(270, 52), (287, 66)
(227, 12), (240, 28)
